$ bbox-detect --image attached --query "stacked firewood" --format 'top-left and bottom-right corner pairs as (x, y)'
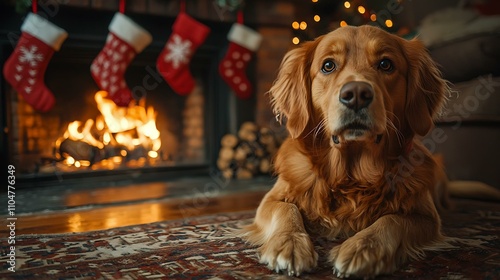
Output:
(217, 122), (286, 179)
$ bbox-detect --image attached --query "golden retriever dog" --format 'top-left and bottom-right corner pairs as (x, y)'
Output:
(242, 25), (454, 278)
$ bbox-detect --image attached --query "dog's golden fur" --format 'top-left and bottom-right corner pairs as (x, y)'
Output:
(242, 25), (454, 278)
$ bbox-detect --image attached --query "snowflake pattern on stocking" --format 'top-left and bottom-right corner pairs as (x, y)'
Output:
(163, 34), (192, 69)
(13, 45), (46, 95)
(19, 45), (44, 66)
(91, 34), (136, 98)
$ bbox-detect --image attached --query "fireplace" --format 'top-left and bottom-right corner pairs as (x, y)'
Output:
(1, 5), (255, 188)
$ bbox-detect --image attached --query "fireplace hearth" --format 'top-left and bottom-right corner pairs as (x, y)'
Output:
(1, 5), (256, 188)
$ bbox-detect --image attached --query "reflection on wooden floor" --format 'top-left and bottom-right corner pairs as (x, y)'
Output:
(4, 191), (266, 235)
(63, 182), (171, 208)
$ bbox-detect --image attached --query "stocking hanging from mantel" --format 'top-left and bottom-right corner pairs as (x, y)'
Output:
(219, 11), (262, 99)
(156, 0), (211, 95)
(91, 0), (152, 107)
(3, 2), (68, 112)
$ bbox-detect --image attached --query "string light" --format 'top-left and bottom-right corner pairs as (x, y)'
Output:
(314, 15), (320, 22)
(344, 1), (351, 8)
(299, 21), (307, 30)
(292, 37), (300, 44)
(370, 14), (377, 21)
(385, 19), (393, 28)
(340, 20), (347, 27)
(358, 6), (366, 14)
(292, 21), (299, 29)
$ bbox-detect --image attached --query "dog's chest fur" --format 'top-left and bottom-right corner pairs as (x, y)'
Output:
(279, 138), (434, 238)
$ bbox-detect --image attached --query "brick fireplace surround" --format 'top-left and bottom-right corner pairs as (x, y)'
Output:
(0, 0), (294, 189)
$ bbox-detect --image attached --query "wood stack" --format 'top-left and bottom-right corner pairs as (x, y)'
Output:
(217, 122), (285, 179)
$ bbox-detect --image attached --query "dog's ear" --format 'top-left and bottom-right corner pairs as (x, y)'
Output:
(403, 39), (448, 136)
(270, 39), (319, 139)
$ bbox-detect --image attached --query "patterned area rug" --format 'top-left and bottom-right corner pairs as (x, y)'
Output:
(1, 198), (499, 279)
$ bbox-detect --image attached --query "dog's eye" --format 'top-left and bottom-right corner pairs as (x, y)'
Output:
(378, 59), (394, 72)
(321, 60), (336, 74)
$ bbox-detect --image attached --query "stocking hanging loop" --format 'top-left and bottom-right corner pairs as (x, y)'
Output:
(32, 0), (37, 14)
(237, 10), (244, 24)
(119, 0), (125, 14)
(180, 0), (186, 13)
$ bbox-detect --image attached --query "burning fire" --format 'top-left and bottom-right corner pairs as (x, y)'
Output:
(56, 91), (162, 169)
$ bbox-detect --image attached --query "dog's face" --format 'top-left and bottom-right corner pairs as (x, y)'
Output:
(311, 26), (407, 144)
(271, 25), (447, 146)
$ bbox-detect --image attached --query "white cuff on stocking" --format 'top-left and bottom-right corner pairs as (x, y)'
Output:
(21, 13), (68, 51)
(109, 13), (152, 53)
(227, 23), (262, 52)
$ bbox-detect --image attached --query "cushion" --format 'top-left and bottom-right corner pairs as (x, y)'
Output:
(429, 33), (500, 82)
(437, 75), (500, 123)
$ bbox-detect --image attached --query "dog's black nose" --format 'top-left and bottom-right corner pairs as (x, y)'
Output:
(339, 81), (374, 112)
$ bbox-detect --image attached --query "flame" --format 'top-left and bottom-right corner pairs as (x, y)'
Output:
(66, 119), (104, 149)
(58, 91), (162, 168)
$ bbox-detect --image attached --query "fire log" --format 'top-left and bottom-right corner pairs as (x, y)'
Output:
(219, 147), (235, 161)
(59, 139), (99, 163)
(221, 134), (238, 148)
(216, 123), (285, 179)
(238, 122), (258, 142)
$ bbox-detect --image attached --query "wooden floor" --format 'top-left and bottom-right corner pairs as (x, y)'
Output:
(1, 177), (272, 235)
(5, 191), (266, 235)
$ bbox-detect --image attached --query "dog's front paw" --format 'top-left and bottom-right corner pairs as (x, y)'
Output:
(329, 235), (397, 278)
(259, 232), (318, 276)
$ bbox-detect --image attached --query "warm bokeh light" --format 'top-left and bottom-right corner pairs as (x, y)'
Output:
(292, 21), (299, 29)
(344, 1), (351, 8)
(148, 151), (158, 158)
(314, 15), (320, 22)
(292, 37), (300, 44)
(66, 156), (75, 165)
(358, 6), (366, 14)
(385, 19), (393, 27)
(370, 14), (377, 21)
(299, 21), (307, 30)
(312, 0), (318, 2)
(96, 117), (104, 130)
(340, 20), (348, 27)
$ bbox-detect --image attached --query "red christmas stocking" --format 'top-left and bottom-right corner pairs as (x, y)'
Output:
(3, 13), (67, 112)
(156, 13), (210, 95)
(91, 13), (152, 106)
(219, 23), (262, 99)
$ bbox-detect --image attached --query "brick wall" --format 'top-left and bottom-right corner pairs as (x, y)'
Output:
(8, 88), (62, 173)
(255, 27), (291, 128)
